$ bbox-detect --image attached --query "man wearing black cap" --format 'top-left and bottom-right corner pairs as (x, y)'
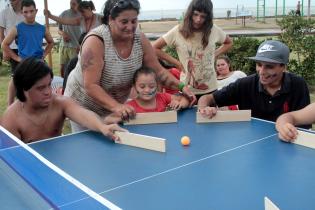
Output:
(198, 40), (310, 124)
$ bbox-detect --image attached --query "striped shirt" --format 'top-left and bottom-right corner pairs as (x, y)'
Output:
(64, 24), (143, 117)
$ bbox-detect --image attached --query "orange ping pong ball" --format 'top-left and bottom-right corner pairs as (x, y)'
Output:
(181, 136), (190, 146)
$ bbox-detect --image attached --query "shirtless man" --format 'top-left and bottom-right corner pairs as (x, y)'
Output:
(1, 57), (126, 143)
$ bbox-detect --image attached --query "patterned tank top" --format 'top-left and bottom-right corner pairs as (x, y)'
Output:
(64, 24), (143, 117)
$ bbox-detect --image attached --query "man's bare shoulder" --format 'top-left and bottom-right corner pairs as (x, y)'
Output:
(2, 101), (22, 121)
(1, 101), (23, 138)
(51, 94), (81, 115)
(52, 93), (76, 107)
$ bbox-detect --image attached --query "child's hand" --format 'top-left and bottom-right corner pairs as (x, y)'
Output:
(168, 101), (182, 110)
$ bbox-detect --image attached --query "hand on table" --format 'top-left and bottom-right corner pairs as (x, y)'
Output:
(277, 122), (298, 142)
(168, 100), (184, 110)
(100, 123), (128, 141)
(198, 106), (218, 119)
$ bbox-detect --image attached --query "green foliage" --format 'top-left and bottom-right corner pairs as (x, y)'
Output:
(226, 37), (262, 75)
(164, 45), (179, 60)
(277, 11), (315, 83)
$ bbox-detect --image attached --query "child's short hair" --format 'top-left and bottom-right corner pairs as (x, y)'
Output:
(132, 66), (157, 85)
(21, 0), (36, 9)
(14, 57), (53, 102)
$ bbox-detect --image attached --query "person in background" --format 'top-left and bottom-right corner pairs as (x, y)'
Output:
(62, 32), (87, 94)
(296, 1), (301, 16)
(276, 103), (315, 142)
(1, 0), (54, 106)
(2, 0), (54, 62)
(153, 0), (232, 98)
(215, 55), (247, 110)
(64, 0), (196, 132)
(1, 57), (126, 143)
(198, 40), (310, 123)
(0, 0), (24, 106)
(44, 0), (102, 33)
(216, 55), (246, 90)
(58, 0), (82, 77)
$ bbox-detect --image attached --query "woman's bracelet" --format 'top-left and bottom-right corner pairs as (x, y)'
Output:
(178, 82), (185, 92)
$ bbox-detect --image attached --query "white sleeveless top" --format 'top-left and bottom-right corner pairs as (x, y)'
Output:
(64, 24), (143, 117)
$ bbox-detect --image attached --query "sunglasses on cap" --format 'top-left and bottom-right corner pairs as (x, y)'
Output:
(111, 0), (140, 13)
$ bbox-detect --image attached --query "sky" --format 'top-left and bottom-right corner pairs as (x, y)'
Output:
(0, 0), (309, 16)
(32, 0), (303, 15)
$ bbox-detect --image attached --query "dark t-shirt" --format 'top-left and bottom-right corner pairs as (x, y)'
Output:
(213, 72), (310, 125)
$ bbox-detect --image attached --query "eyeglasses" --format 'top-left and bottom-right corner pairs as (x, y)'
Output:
(111, 0), (140, 13)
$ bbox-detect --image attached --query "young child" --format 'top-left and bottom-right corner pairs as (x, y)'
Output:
(127, 66), (189, 113)
(104, 66), (189, 124)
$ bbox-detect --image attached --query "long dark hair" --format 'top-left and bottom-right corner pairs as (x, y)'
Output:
(180, 0), (213, 49)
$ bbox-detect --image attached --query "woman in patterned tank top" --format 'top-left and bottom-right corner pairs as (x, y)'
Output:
(63, 0), (196, 132)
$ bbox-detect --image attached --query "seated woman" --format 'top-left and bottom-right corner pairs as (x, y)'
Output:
(216, 55), (247, 110)
(216, 55), (246, 90)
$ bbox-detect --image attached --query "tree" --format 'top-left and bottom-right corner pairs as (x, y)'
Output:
(277, 11), (315, 83)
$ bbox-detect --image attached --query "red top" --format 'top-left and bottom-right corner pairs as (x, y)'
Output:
(163, 68), (181, 94)
(127, 93), (172, 113)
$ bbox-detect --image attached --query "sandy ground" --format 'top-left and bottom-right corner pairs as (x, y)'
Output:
(48, 17), (281, 38)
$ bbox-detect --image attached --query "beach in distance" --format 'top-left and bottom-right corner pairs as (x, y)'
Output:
(49, 17), (282, 39)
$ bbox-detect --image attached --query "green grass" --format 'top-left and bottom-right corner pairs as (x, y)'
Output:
(0, 64), (11, 115)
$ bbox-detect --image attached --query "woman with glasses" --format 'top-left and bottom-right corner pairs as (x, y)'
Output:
(153, 0), (232, 98)
(63, 0), (196, 132)
(44, 1), (102, 33)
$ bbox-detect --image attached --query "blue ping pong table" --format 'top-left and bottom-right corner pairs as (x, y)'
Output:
(2, 108), (315, 209)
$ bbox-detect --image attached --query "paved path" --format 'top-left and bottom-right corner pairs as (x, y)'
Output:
(145, 28), (282, 40)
